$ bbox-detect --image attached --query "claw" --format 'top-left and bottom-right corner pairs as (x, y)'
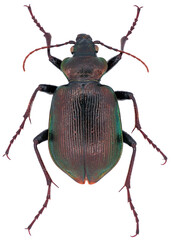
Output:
(134, 5), (143, 10)
(161, 157), (167, 165)
(25, 228), (31, 236)
(131, 233), (138, 238)
(3, 153), (11, 160)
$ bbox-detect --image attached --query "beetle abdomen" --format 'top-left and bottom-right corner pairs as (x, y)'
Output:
(48, 81), (123, 184)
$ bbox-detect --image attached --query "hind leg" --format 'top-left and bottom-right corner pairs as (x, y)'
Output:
(120, 131), (139, 237)
(26, 130), (58, 235)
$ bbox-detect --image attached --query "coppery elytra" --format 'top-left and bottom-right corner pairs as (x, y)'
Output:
(3, 5), (167, 237)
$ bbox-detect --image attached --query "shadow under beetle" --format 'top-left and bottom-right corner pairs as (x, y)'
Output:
(4, 5), (167, 237)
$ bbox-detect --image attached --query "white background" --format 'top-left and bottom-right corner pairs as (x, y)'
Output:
(0, 0), (171, 240)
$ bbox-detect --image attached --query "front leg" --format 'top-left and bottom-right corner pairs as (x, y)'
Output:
(107, 6), (142, 72)
(115, 91), (167, 162)
(106, 53), (122, 72)
(25, 5), (62, 70)
(3, 84), (57, 159)
(106, 35), (127, 72)
(43, 32), (62, 69)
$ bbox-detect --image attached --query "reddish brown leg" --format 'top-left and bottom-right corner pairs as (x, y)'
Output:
(3, 84), (57, 159)
(26, 130), (58, 235)
(115, 91), (167, 164)
(24, 4), (62, 69)
(120, 131), (139, 237)
(24, 4), (51, 57)
(107, 6), (142, 72)
(121, 5), (143, 51)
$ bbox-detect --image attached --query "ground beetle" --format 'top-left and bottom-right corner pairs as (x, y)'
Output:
(4, 5), (167, 237)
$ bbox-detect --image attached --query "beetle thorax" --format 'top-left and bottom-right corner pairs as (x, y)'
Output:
(61, 56), (107, 82)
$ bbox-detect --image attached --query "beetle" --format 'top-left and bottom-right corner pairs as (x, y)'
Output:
(4, 5), (167, 237)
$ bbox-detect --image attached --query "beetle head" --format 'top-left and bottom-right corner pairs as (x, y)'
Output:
(70, 34), (99, 57)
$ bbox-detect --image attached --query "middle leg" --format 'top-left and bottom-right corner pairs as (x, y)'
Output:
(115, 91), (167, 163)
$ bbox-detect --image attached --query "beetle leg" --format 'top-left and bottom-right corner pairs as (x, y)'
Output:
(107, 6), (142, 73)
(43, 32), (62, 69)
(115, 91), (167, 163)
(106, 31), (134, 72)
(25, 5), (62, 69)
(3, 84), (57, 159)
(120, 131), (139, 237)
(106, 54), (122, 72)
(26, 130), (58, 235)
(106, 35), (126, 72)
(115, 91), (141, 130)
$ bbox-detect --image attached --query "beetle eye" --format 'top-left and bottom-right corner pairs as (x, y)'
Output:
(70, 46), (74, 54)
(95, 45), (99, 53)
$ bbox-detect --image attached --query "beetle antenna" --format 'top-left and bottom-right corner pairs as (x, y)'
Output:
(23, 41), (75, 71)
(94, 40), (149, 72)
